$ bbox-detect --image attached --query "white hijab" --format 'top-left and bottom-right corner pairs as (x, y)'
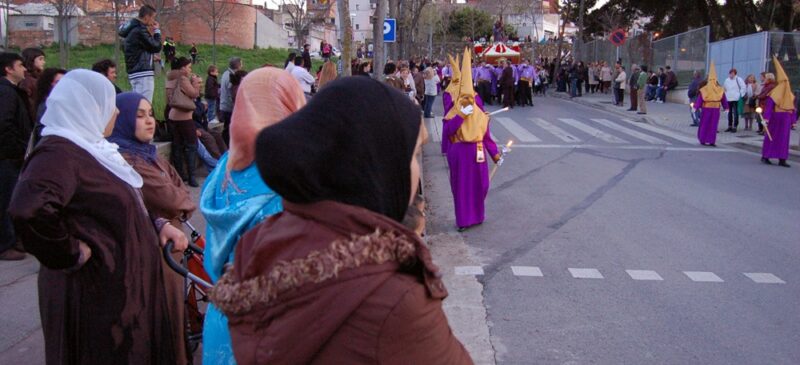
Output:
(41, 69), (143, 188)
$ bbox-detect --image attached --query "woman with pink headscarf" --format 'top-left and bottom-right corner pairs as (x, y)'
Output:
(199, 67), (306, 365)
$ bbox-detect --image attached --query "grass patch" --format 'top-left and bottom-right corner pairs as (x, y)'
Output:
(36, 44), (328, 119)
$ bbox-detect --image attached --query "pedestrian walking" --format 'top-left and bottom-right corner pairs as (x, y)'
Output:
(723, 68), (746, 132)
(443, 51), (503, 231)
(743, 74), (757, 131)
(637, 65), (648, 114)
(209, 76), (472, 365)
(760, 57), (796, 167)
(423, 66), (440, 118)
(189, 43), (198, 64)
(687, 70), (703, 126)
(165, 56), (202, 187)
(91, 59), (123, 94)
(694, 63), (728, 147)
(8, 69), (188, 364)
(108, 92), (196, 365)
(219, 57), (242, 144)
(628, 65), (640, 111)
(0, 52), (31, 261)
(614, 64), (626, 106)
(118, 5), (162, 102)
(204, 65), (220, 123)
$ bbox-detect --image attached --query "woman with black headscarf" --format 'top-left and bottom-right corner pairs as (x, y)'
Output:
(209, 77), (472, 365)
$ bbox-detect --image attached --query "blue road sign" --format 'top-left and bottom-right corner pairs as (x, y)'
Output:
(384, 18), (396, 43)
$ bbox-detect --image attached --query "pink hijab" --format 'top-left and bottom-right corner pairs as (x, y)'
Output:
(227, 67), (306, 171)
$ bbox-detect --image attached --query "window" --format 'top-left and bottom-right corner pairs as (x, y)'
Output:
(356, 24), (359, 30)
(24, 22), (36, 28)
(356, 4), (359, 10)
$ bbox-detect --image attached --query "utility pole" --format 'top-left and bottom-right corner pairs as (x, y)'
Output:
(372, 0), (387, 81)
(337, 0), (353, 76)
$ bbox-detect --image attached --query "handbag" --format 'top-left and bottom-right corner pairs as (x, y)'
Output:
(169, 78), (196, 111)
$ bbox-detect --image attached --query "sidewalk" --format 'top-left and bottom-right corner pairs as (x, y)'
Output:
(549, 90), (800, 157)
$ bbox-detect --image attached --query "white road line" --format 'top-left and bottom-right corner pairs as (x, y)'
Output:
(568, 268), (604, 279)
(510, 144), (736, 152)
(530, 117), (582, 143)
(495, 117), (541, 142)
(558, 118), (629, 144)
(511, 266), (544, 277)
(743, 273), (786, 284)
(620, 118), (699, 144)
(683, 271), (724, 282)
(591, 118), (670, 145)
(625, 270), (664, 281)
(455, 266), (484, 276)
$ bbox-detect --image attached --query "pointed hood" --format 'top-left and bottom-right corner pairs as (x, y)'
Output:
(444, 54), (461, 99)
(769, 56), (796, 112)
(459, 48), (475, 99)
(700, 62), (724, 102)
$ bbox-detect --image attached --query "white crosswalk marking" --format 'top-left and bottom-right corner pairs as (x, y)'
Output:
(511, 266), (544, 277)
(495, 117), (541, 142)
(683, 271), (724, 282)
(743, 273), (786, 284)
(620, 118), (698, 144)
(626, 270), (664, 281)
(568, 268), (604, 279)
(529, 117), (582, 143)
(558, 118), (629, 144)
(591, 118), (670, 145)
(455, 266), (484, 276)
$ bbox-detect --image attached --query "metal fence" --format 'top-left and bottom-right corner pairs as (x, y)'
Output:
(709, 32), (768, 86)
(767, 32), (800, 89)
(579, 27), (710, 87)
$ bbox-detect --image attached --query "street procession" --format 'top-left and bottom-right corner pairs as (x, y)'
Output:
(1, 0), (799, 364)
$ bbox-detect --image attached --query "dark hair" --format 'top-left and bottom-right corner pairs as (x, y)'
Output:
(0, 52), (23, 76)
(294, 56), (303, 66)
(665, 66), (671, 70)
(171, 56), (192, 70)
(139, 5), (156, 18)
(641, 65), (648, 72)
(207, 65), (218, 74)
(384, 62), (397, 75)
(91, 58), (116, 76)
(21, 48), (45, 73)
(229, 57), (242, 70)
(729, 68), (737, 75)
(35, 68), (66, 107)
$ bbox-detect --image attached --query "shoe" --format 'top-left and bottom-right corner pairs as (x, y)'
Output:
(457, 227), (467, 232)
(0, 249), (26, 261)
(761, 157), (773, 165)
(778, 159), (791, 168)
(690, 123), (699, 127)
(709, 143), (716, 147)
(731, 128), (737, 133)
(626, 108), (635, 111)
(637, 112), (646, 114)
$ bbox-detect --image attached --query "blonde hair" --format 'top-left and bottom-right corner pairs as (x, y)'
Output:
(764, 73), (776, 82)
(318, 61), (338, 90)
(424, 67), (435, 79)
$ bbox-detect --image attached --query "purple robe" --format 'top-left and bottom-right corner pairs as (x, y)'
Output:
(491, 66), (502, 96)
(761, 96), (797, 159)
(695, 93), (728, 145)
(443, 111), (498, 228)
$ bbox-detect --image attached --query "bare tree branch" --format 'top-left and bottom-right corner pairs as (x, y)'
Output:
(191, 0), (236, 64)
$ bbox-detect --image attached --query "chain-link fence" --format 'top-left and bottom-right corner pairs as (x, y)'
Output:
(767, 32), (800, 89)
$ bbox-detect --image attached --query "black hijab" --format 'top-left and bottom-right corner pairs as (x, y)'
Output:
(256, 76), (421, 223)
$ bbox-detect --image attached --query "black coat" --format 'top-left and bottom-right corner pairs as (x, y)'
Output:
(0, 78), (32, 162)
(500, 67), (515, 88)
(118, 18), (162, 76)
(302, 51), (312, 70)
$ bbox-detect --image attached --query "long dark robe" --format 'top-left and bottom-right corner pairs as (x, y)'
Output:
(8, 136), (175, 365)
(500, 67), (515, 108)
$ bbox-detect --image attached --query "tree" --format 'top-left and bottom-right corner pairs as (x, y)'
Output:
(447, 7), (493, 42)
(335, 0), (353, 76)
(3, 0), (11, 49)
(192, 0), (235, 64)
(281, 0), (332, 51)
(372, 0), (387, 81)
(49, 0), (80, 67)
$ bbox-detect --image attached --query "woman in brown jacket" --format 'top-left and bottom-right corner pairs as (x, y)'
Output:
(209, 77), (472, 365)
(108, 92), (197, 364)
(166, 56), (202, 187)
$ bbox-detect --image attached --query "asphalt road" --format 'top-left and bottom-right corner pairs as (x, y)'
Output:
(424, 95), (800, 365)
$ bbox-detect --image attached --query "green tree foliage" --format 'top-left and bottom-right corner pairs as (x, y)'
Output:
(445, 7), (495, 41)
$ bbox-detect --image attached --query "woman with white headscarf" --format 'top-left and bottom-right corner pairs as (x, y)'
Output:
(8, 70), (188, 365)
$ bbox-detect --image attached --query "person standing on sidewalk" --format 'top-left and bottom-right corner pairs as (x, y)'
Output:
(723, 68), (745, 133)
(205, 65), (220, 123)
(688, 70), (703, 126)
(0, 52), (30, 261)
(628, 65), (640, 111)
(614, 65), (626, 106)
(118, 5), (162, 102)
(219, 57), (242, 144)
(19, 48), (45, 115)
(601, 61), (612, 94)
(694, 63), (728, 147)
(637, 65), (648, 115)
(760, 57), (796, 167)
(423, 67), (440, 118)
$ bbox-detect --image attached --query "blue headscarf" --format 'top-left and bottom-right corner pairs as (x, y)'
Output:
(107, 92), (158, 164)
